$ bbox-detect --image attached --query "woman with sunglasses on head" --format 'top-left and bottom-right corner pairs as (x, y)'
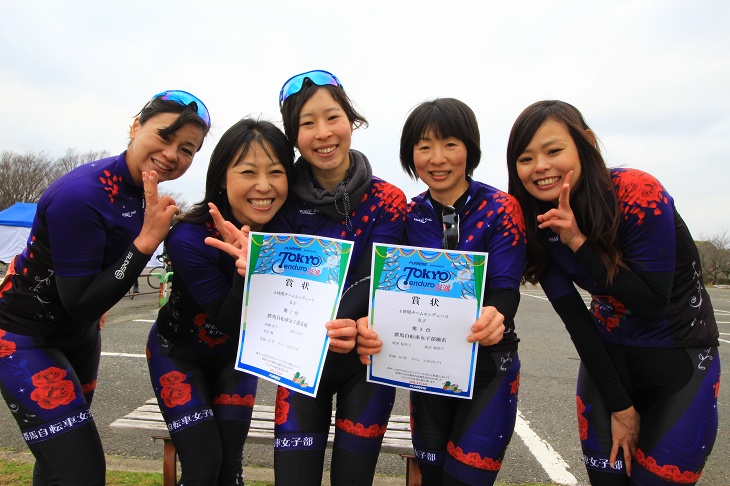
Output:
(266, 69), (407, 485)
(358, 98), (527, 485)
(0, 91), (210, 485)
(146, 118), (294, 485)
(506, 100), (719, 485)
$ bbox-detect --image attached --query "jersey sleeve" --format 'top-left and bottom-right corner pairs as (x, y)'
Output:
(367, 180), (407, 246)
(483, 192), (527, 291)
(612, 169), (676, 273)
(166, 223), (231, 306)
(45, 187), (110, 277)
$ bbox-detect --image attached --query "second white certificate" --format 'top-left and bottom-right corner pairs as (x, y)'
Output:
(367, 244), (487, 399)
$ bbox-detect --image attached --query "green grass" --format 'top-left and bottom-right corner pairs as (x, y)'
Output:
(0, 456), (554, 485)
(0, 458), (275, 486)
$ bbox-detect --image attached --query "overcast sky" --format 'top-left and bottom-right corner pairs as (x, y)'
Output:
(2, 0), (728, 237)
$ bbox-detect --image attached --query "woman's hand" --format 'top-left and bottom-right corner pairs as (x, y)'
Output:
(610, 406), (640, 476)
(204, 203), (251, 277)
(207, 202), (247, 246)
(536, 170), (587, 252)
(468, 306), (505, 346)
(326, 318), (357, 353)
(98, 312), (108, 330)
(356, 317), (381, 365)
(134, 171), (180, 254)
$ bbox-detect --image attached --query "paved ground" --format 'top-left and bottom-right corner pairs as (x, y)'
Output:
(0, 272), (728, 485)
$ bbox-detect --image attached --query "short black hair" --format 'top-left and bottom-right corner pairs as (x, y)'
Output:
(399, 98), (481, 180)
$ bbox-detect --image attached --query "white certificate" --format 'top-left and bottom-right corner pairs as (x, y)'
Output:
(366, 244), (487, 399)
(235, 233), (353, 397)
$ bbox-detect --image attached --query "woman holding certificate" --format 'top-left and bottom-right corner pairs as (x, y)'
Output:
(146, 119), (295, 485)
(506, 100), (719, 485)
(358, 98), (527, 485)
(266, 69), (407, 485)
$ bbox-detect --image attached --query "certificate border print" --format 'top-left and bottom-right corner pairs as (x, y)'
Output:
(367, 243), (487, 399)
(235, 232), (353, 397)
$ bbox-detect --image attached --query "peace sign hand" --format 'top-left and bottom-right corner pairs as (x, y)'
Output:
(207, 202), (244, 247)
(204, 202), (251, 277)
(535, 170), (587, 252)
(134, 171), (179, 255)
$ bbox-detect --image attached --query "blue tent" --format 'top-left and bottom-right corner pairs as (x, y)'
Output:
(0, 202), (37, 261)
(0, 202), (37, 227)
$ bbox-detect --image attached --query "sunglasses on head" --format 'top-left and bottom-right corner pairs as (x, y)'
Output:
(279, 70), (342, 107)
(442, 205), (459, 250)
(152, 90), (211, 127)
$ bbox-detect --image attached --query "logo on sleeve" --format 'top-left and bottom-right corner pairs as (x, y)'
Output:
(115, 251), (134, 280)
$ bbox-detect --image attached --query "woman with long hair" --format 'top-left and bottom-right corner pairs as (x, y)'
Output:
(507, 100), (719, 485)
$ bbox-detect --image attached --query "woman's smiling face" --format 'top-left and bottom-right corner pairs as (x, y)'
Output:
(295, 88), (353, 184)
(515, 118), (582, 204)
(126, 112), (204, 185)
(224, 141), (288, 230)
(413, 132), (470, 206)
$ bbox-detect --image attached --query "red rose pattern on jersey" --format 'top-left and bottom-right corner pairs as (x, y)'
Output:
(612, 169), (668, 226)
(635, 448), (702, 484)
(212, 393), (255, 406)
(159, 370), (192, 408)
(0, 330), (16, 358)
(275, 386), (291, 425)
(30, 367), (76, 410)
(447, 441), (502, 471)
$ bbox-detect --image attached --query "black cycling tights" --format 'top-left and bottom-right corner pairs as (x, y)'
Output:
(274, 446), (381, 486)
(30, 421), (105, 486)
(171, 417), (251, 486)
(586, 470), (640, 486)
(417, 462), (475, 486)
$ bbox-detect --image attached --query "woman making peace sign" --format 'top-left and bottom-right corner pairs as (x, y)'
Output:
(506, 100), (719, 486)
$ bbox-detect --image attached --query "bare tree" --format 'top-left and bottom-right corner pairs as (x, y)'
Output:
(697, 229), (730, 285)
(0, 149), (110, 211)
(52, 148), (111, 176)
(0, 150), (55, 209)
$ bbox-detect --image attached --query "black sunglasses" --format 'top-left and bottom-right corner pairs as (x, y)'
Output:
(442, 205), (459, 250)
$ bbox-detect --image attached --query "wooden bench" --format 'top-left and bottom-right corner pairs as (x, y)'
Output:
(111, 398), (421, 486)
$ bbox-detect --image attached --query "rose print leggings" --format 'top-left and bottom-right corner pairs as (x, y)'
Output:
(274, 349), (396, 486)
(410, 349), (521, 486)
(146, 323), (258, 486)
(0, 324), (105, 486)
(577, 345), (720, 486)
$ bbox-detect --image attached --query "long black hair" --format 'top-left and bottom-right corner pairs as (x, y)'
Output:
(506, 100), (622, 284)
